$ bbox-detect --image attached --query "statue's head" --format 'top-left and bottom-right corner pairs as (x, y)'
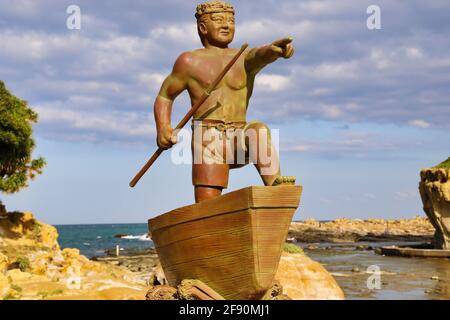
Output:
(195, 1), (235, 48)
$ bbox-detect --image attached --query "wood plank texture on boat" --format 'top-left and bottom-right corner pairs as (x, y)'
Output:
(149, 185), (301, 231)
(148, 185), (302, 300)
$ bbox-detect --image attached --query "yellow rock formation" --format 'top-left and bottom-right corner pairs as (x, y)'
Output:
(0, 211), (148, 300)
(420, 167), (450, 249)
(0, 253), (8, 273)
(290, 216), (434, 243)
(275, 252), (344, 300)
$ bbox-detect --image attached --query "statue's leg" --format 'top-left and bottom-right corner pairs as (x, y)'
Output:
(244, 121), (295, 186)
(192, 163), (229, 203)
(192, 125), (229, 203)
(195, 186), (223, 203)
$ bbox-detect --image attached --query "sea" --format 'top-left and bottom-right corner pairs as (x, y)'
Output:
(55, 223), (153, 258)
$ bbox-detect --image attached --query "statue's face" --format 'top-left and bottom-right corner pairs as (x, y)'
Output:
(200, 12), (235, 47)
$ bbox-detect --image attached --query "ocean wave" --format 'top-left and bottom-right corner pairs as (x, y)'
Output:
(120, 234), (151, 241)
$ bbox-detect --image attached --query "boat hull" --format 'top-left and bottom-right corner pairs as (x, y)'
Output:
(148, 185), (302, 300)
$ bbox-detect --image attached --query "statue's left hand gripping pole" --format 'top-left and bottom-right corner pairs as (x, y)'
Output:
(129, 43), (248, 188)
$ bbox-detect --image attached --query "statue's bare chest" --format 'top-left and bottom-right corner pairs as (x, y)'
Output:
(189, 54), (247, 91)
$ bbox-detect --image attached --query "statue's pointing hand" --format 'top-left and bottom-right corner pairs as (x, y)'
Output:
(270, 37), (294, 59)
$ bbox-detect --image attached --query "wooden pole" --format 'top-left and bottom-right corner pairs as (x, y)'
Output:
(129, 43), (248, 188)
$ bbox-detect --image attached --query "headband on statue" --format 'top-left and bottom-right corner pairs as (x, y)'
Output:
(195, 1), (235, 19)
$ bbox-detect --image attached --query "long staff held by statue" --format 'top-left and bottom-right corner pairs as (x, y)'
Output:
(129, 43), (248, 188)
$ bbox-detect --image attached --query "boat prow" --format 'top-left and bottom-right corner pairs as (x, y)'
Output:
(148, 185), (302, 300)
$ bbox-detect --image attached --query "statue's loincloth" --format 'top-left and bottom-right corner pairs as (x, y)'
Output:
(191, 119), (267, 188)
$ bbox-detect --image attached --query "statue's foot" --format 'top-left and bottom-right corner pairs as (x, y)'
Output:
(272, 175), (296, 186)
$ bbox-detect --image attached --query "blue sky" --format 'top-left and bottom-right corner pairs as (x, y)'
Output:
(1, 0), (449, 224)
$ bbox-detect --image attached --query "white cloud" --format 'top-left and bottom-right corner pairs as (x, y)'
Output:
(321, 105), (343, 119)
(1, 0), (449, 146)
(137, 72), (167, 91)
(0, 29), (162, 76)
(3, 0), (40, 17)
(312, 61), (358, 80)
(151, 23), (198, 45)
(429, 57), (450, 68)
(280, 0), (362, 18)
(409, 119), (431, 128)
(255, 74), (290, 91)
(310, 88), (334, 96)
(64, 95), (106, 108)
(369, 49), (395, 70)
(35, 105), (155, 140)
(280, 130), (417, 158)
(405, 47), (423, 59)
(0, 31), (53, 60)
(395, 190), (418, 199)
(82, 14), (119, 34)
(286, 144), (311, 152)
(236, 18), (316, 45)
(363, 193), (377, 200)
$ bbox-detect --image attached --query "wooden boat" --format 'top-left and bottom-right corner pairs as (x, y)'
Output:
(148, 185), (302, 300)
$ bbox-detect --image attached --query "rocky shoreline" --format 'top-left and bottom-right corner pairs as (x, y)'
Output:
(92, 248), (164, 287)
(1, 209), (437, 300)
(288, 216), (434, 243)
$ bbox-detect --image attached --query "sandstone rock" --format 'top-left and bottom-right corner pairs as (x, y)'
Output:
(62, 248), (81, 260)
(0, 272), (9, 296)
(289, 216), (434, 243)
(275, 252), (344, 300)
(29, 251), (57, 277)
(38, 223), (59, 250)
(0, 208), (151, 300)
(0, 252), (8, 273)
(0, 210), (59, 249)
(3, 289), (21, 300)
(4, 211), (35, 236)
(419, 167), (450, 249)
(303, 218), (320, 227)
(6, 269), (34, 282)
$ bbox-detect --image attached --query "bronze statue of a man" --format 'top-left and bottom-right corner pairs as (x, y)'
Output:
(154, 1), (295, 203)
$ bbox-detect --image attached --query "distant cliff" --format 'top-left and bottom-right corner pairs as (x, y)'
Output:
(289, 217), (434, 243)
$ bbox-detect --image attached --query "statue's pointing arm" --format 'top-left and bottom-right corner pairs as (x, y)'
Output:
(244, 37), (295, 75)
(154, 53), (190, 149)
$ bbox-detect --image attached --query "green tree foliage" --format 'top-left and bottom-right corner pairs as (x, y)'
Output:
(0, 80), (45, 194)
